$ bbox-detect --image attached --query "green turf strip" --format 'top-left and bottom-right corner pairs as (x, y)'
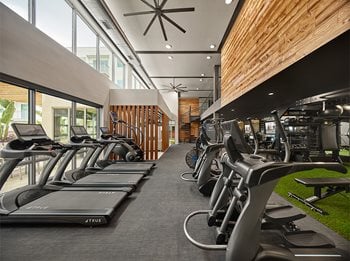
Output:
(339, 149), (349, 156)
(274, 163), (350, 240)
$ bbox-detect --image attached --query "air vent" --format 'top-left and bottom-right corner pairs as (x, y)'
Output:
(101, 20), (113, 30)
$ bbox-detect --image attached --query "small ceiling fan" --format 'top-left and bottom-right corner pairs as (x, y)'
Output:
(123, 0), (195, 41)
(158, 79), (188, 93)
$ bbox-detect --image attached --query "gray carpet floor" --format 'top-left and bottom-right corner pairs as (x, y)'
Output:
(0, 144), (349, 261)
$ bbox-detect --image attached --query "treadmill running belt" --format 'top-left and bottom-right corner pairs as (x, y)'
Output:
(104, 163), (154, 172)
(75, 173), (143, 186)
(15, 191), (127, 214)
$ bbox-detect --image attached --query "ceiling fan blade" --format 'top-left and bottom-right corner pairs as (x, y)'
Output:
(159, 0), (168, 9)
(162, 8), (195, 13)
(153, 0), (158, 8)
(140, 0), (156, 10)
(177, 86), (187, 89)
(157, 16), (168, 41)
(124, 10), (155, 17)
(161, 14), (186, 33)
(143, 14), (157, 35)
(175, 83), (182, 88)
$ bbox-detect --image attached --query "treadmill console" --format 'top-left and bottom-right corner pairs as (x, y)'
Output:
(100, 127), (110, 135)
(11, 123), (50, 142)
(71, 126), (89, 137)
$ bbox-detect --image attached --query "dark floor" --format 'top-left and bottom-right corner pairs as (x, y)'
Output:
(0, 144), (349, 261)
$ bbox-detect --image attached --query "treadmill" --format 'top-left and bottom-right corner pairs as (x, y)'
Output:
(0, 123), (131, 226)
(54, 127), (145, 188)
(71, 126), (155, 174)
(99, 126), (156, 170)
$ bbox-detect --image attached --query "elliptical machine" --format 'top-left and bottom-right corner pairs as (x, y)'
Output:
(108, 111), (144, 162)
(181, 119), (224, 196)
(184, 121), (349, 260)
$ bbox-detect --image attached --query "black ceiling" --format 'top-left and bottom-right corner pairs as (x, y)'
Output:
(219, 30), (350, 120)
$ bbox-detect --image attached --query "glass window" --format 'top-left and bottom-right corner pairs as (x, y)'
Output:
(36, 0), (72, 51)
(114, 55), (125, 88)
(35, 92), (73, 180)
(1, 0), (28, 20)
(76, 103), (97, 138)
(76, 14), (97, 69)
(35, 92), (72, 143)
(0, 82), (29, 193)
(99, 40), (112, 80)
(132, 74), (145, 89)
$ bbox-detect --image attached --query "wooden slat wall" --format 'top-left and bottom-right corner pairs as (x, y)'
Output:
(178, 98), (200, 142)
(110, 105), (169, 160)
(162, 113), (169, 151)
(221, 0), (350, 107)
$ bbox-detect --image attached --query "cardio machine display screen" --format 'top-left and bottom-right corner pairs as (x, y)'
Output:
(71, 126), (88, 136)
(100, 127), (110, 134)
(13, 124), (47, 137)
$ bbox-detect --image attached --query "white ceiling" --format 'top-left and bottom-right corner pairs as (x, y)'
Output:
(102, 0), (239, 97)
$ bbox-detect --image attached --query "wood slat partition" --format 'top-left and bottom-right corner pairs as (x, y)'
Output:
(221, 0), (350, 107)
(178, 98), (200, 142)
(162, 113), (169, 151)
(110, 105), (169, 160)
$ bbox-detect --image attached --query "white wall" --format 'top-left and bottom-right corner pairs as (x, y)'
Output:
(159, 91), (179, 143)
(0, 4), (113, 106)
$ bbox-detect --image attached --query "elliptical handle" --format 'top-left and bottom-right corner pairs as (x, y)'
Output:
(271, 110), (290, 162)
(247, 117), (258, 155)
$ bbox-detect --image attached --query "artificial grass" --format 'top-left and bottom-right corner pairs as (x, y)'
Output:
(275, 163), (350, 240)
(340, 149), (349, 156)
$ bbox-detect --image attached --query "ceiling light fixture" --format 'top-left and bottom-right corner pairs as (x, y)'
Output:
(268, 92), (274, 96)
(196, 88), (199, 90)
(165, 44), (172, 49)
(209, 44), (216, 49)
(201, 73), (205, 76)
(199, 78), (203, 82)
(206, 56), (211, 60)
(168, 56), (173, 60)
(225, 0), (233, 4)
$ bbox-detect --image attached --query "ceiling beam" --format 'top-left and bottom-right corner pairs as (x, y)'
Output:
(150, 76), (214, 79)
(136, 51), (220, 54)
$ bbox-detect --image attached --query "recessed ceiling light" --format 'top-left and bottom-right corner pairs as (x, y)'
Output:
(168, 56), (173, 60)
(268, 92), (274, 96)
(196, 88), (199, 90)
(201, 73), (205, 76)
(231, 109), (235, 112)
(209, 44), (216, 49)
(165, 44), (172, 49)
(225, 0), (233, 4)
(199, 78), (203, 82)
(206, 56), (212, 60)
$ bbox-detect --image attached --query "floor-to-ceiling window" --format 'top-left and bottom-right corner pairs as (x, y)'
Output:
(36, 0), (73, 51)
(114, 55), (125, 88)
(99, 40), (113, 80)
(0, 82), (29, 193)
(1, 0), (28, 20)
(76, 14), (97, 69)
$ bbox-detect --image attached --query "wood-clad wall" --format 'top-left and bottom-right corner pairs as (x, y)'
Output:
(221, 0), (350, 106)
(162, 113), (169, 151)
(178, 98), (200, 142)
(110, 105), (169, 160)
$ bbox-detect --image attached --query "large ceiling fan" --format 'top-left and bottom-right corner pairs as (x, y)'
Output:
(123, 0), (195, 41)
(158, 78), (188, 93)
